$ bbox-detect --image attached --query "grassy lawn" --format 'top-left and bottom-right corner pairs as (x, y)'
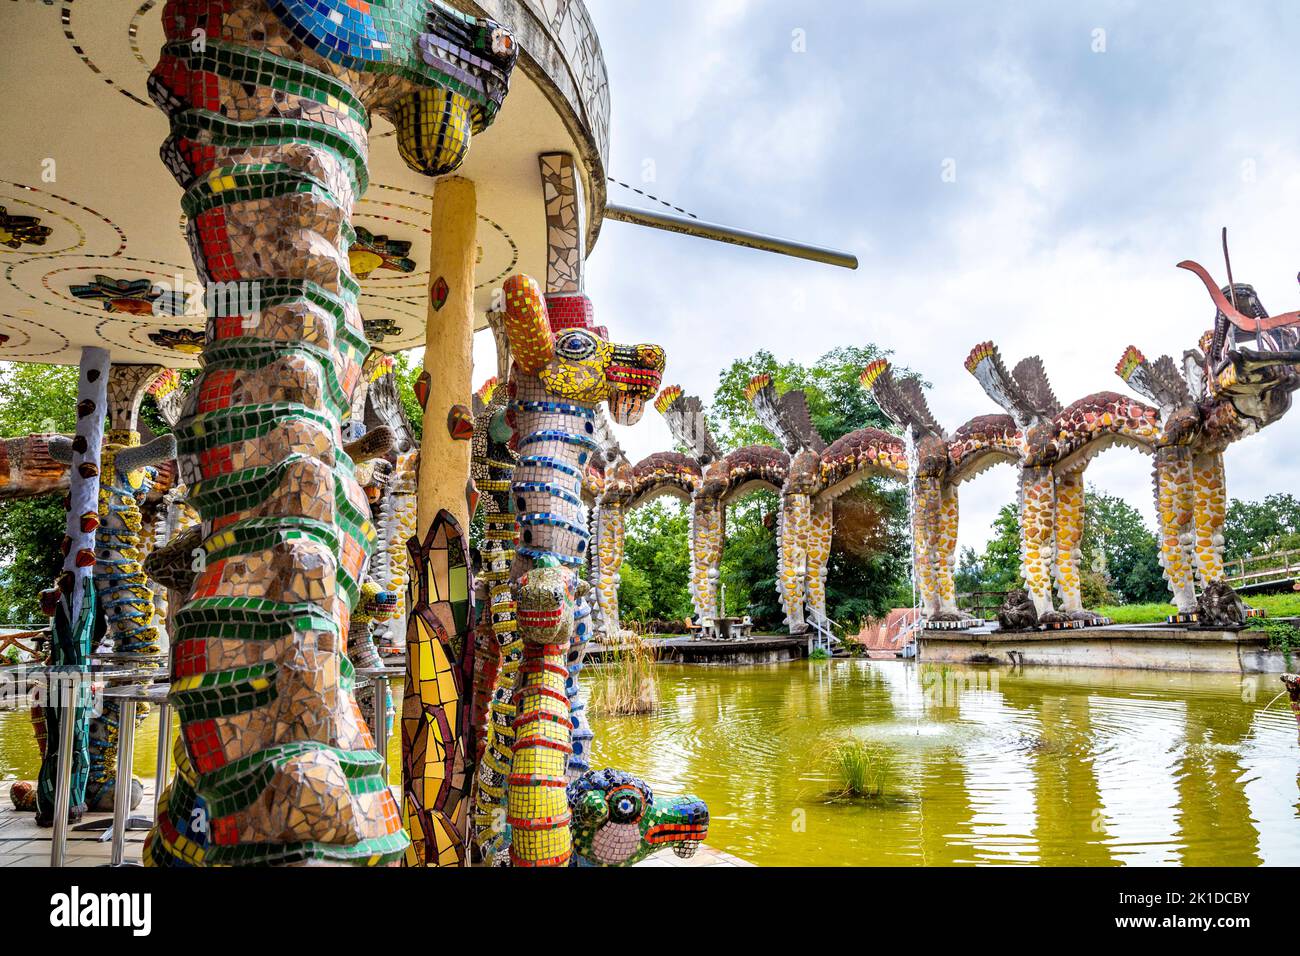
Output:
(1095, 591), (1300, 624)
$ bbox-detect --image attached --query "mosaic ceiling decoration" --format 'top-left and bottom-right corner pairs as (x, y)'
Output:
(0, 1), (604, 366)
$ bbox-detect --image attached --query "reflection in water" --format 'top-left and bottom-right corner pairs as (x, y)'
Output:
(0, 661), (1296, 866)
(583, 661), (1300, 867)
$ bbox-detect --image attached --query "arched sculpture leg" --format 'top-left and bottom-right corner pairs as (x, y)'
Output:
(1154, 446), (1198, 617)
(778, 491), (811, 633)
(690, 497), (724, 622)
(1191, 450), (1228, 587)
(593, 499), (625, 639)
(1019, 466), (1058, 621)
(936, 482), (962, 616)
(911, 476), (944, 616)
(805, 498), (834, 625)
(1052, 469), (1088, 617)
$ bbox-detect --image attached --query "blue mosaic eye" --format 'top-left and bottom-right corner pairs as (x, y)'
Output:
(555, 331), (596, 360)
(609, 788), (643, 823)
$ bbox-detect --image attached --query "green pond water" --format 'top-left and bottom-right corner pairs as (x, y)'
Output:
(2, 660), (1297, 866)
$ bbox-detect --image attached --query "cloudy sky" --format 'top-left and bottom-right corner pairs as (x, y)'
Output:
(482, 0), (1300, 552)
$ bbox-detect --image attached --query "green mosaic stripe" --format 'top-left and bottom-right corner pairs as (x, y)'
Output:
(204, 830), (408, 866)
(173, 598), (338, 644)
(181, 164), (342, 221)
(182, 404), (338, 455)
(171, 662), (278, 721)
(200, 740), (385, 816)
(203, 334), (367, 420)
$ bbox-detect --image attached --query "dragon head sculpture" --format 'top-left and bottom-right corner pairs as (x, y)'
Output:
(502, 275), (665, 425)
(1177, 261), (1300, 430)
(568, 768), (709, 866)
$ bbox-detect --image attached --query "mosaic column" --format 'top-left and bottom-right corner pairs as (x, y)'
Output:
(144, 0), (515, 866)
(35, 346), (108, 826)
(805, 497), (834, 624)
(777, 490), (810, 632)
(936, 482), (962, 614)
(1191, 450), (1228, 586)
(404, 176), (479, 866)
(1153, 447), (1198, 616)
(690, 495), (724, 622)
(1052, 469), (1086, 613)
(1019, 466), (1057, 619)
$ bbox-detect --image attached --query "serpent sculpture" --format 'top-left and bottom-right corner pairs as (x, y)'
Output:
(964, 342), (1161, 626)
(50, 429), (176, 811)
(568, 768), (709, 867)
(863, 359), (1021, 627)
(482, 272), (705, 867)
(1118, 266), (1300, 623)
(143, 0), (516, 866)
(745, 374), (826, 634)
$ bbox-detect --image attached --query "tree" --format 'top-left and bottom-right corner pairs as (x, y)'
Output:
(708, 346), (916, 629)
(618, 498), (694, 626)
(0, 362), (79, 623)
(1080, 488), (1165, 604)
(1224, 493), (1300, 560)
(958, 486), (1167, 606)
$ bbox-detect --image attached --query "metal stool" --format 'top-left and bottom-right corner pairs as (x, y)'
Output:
(0, 662), (139, 867)
(95, 681), (171, 866)
(355, 664), (405, 786)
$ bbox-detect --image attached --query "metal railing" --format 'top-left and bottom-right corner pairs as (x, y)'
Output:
(1223, 548), (1300, 591)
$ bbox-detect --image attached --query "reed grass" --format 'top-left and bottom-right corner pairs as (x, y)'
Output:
(589, 633), (659, 717)
(824, 738), (895, 799)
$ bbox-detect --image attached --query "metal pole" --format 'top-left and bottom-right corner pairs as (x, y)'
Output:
(110, 698), (138, 866)
(153, 699), (171, 819)
(603, 203), (859, 270)
(51, 672), (78, 867)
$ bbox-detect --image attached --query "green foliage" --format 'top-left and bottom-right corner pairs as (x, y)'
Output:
(0, 362), (78, 435)
(707, 345), (900, 450)
(1224, 493), (1300, 560)
(705, 347), (914, 629)
(391, 349), (425, 443)
(1245, 616), (1298, 668)
(957, 487), (1166, 606)
(1080, 488), (1166, 604)
(1094, 592), (1300, 624)
(0, 362), (81, 624)
(955, 503), (1023, 597)
(618, 499), (694, 625)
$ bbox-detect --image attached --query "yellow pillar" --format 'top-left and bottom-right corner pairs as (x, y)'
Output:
(416, 176), (478, 536)
(403, 175), (478, 866)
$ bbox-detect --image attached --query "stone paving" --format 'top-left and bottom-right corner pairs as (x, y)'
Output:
(0, 784), (752, 867)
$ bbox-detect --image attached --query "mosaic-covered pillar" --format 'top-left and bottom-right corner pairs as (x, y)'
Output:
(1052, 470), (1086, 613)
(936, 482), (961, 614)
(689, 495), (724, 622)
(1153, 447), (1197, 615)
(777, 490), (810, 632)
(1019, 466), (1057, 619)
(144, 0), (515, 867)
(805, 497), (834, 624)
(911, 476), (944, 616)
(36, 346), (108, 826)
(1283, 674), (1300, 745)
(403, 175), (479, 866)
(1191, 450), (1228, 586)
(592, 463), (632, 640)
